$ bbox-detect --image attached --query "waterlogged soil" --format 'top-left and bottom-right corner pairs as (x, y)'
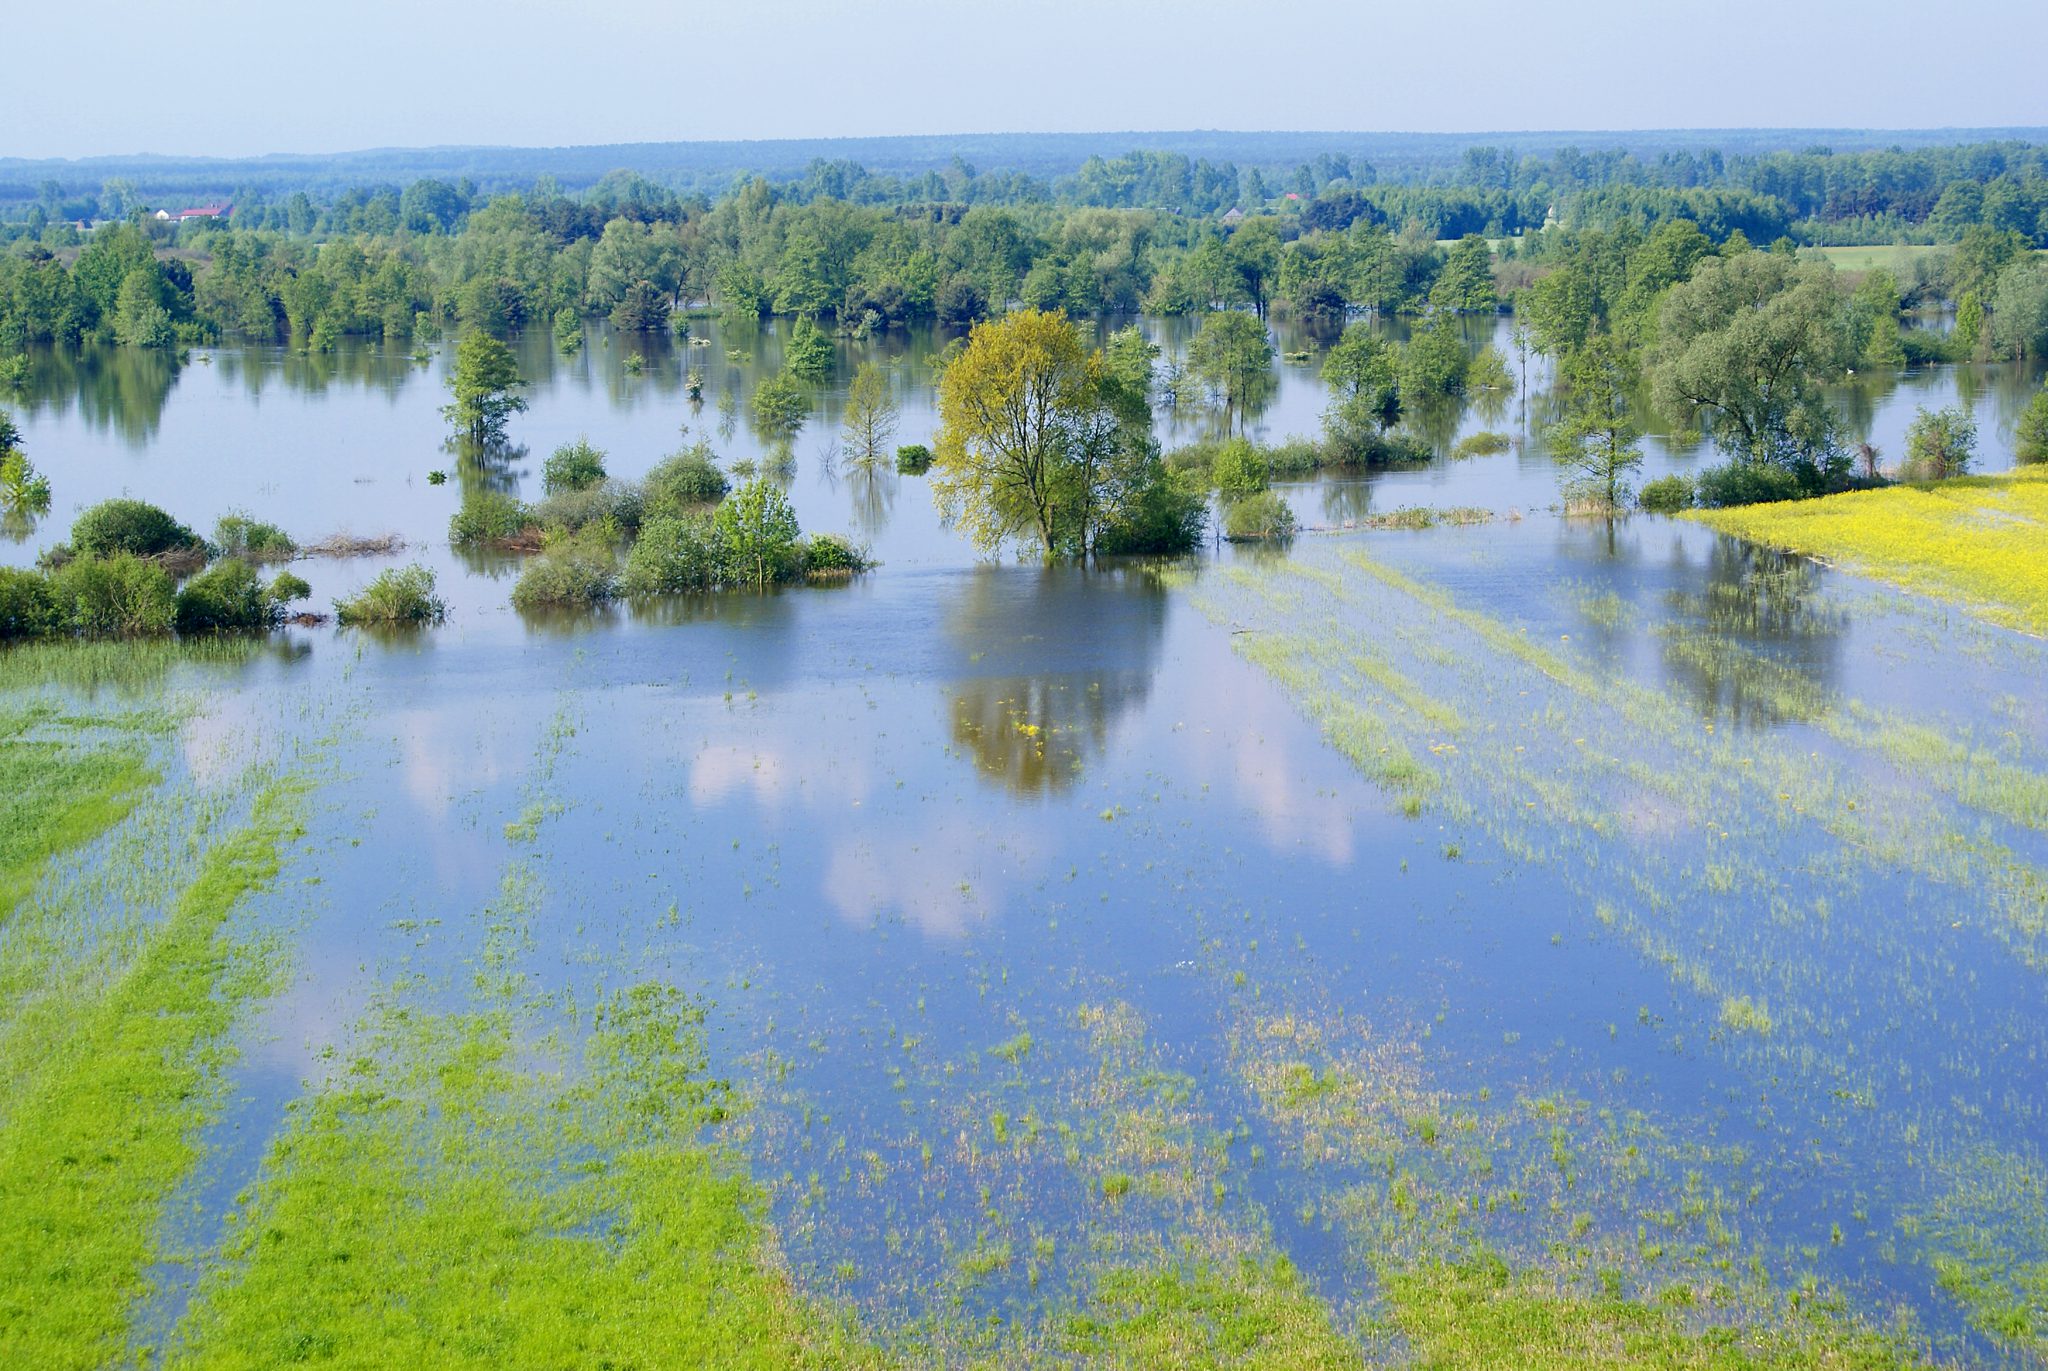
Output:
(1, 325), (2047, 1366)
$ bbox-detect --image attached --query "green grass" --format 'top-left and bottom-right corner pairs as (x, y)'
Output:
(1060, 1257), (1363, 1369)
(1813, 244), (1948, 273)
(1384, 1255), (1924, 1369)
(0, 768), (308, 1369)
(0, 719), (158, 918)
(167, 986), (881, 1370)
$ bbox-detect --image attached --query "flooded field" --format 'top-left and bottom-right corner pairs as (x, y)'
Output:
(3, 320), (2046, 1366)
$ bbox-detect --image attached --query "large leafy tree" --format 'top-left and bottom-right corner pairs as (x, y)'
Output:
(1650, 252), (1849, 473)
(442, 332), (527, 444)
(931, 309), (1157, 557)
(1320, 323), (1401, 459)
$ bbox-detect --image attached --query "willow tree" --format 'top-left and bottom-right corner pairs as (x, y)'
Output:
(934, 310), (1092, 555)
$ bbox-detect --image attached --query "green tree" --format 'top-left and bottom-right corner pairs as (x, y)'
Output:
(1186, 311), (1274, 436)
(1429, 235), (1497, 313)
(1902, 406), (1976, 480)
(114, 268), (174, 348)
(442, 332), (527, 444)
(1321, 323), (1401, 458)
(1650, 253), (1848, 475)
(713, 478), (802, 587)
(1547, 339), (1644, 512)
(751, 370), (808, 438)
(2015, 384), (2048, 465)
(932, 308), (1145, 556)
(841, 361), (900, 470)
(543, 439), (607, 494)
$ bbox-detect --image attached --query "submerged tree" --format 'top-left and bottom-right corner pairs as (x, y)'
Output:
(1320, 323), (1401, 459)
(2018, 383), (2048, 466)
(932, 308), (1170, 557)
(1185, 310), (1274, 436)
(1902, 405), (1976, 480)
(1650, 253), (1848, 476)
(840, 360), (899, 470)
(1547, 339), (1643, 512)
(712, 477), (802, 587)
(442, 332), (527, 444)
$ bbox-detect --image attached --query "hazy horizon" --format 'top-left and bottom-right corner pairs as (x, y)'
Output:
(6, 0), (2045, 161)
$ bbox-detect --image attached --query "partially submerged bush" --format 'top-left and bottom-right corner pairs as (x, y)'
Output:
(0, 567), (60, 639)
(542, 438), (608, 494)
(1452, 431), (1512, 459)
(1211, 439), (1269, 495)
(269, 571), (312, 604)
(529, 480), (643, 539)
(802, 533), (870, 577)
(643, 444), (730, 517)
(70, 498), (201, 560)
(448, 489), (536, 547)
(335, 564), (446, 626)
(213, 511), (297, 561)
(510, 539), (619, 610)
(1096, 471), (1208, 555)
(895, 443), (933, 475)
(1223, 491), (1299, 542)
(622, 513), (724, 596)
(52, 554), (176, 634)
(174, 558), (282, 634)
(1638, 474), (1697, 513)
(1694, 462), (1806, 509)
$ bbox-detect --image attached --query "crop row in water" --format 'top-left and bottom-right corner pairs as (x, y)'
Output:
(1173, 535), (2048, 1360)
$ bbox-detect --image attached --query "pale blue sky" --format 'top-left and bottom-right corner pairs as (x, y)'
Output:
(6, 0), (2044, 159)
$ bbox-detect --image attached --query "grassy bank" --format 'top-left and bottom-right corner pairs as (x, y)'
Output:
(1690, 468), (2048, 635)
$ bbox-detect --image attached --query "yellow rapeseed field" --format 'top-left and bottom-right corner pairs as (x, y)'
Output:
(1691, 467), (2048, 635)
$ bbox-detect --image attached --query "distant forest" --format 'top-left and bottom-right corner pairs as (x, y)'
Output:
(2, 129), (2046, 364)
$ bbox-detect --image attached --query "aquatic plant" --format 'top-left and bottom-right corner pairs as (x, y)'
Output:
(510, 538), (619, 611)
(447, 489), (536, 548)
(172, 559), (286, 634)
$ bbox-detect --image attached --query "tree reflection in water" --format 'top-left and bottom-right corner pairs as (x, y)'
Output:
(944, 564), (1168, 795)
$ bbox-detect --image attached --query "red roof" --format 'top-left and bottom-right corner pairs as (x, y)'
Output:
(175, 203), (231, 219)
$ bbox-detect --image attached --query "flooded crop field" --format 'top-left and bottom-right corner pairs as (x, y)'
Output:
(4, 320), (2047, 1367)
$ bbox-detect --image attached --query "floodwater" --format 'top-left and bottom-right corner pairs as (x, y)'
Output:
(5, 318), (2048, 1362)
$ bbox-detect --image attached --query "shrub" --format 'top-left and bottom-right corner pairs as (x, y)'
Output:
(643, 444), (730, 516)
(335, 565), (446, 626)
(212, 511), (297, 561)
(751, 370), (808, 435)
(70, 498), (200, 560)
(1694, 462), (1806, 508)
(1451, 431), (1512, 459)
(1900, 405), (1976, 481)
(52, 554), (176, 634)
(895, 444), (933, 475)
(622, 513), (724, 596)
(1162, 443), (1216, 483)
(269, 571), (312, 604)
(1638, 474), (1697, 513)
(1211, 439), (1268, 495)
(802, 533), (870, 577)
(0, 567), (60, 639)
(510, 542), (619, 611)
(1222, 491), (1298, 541)
(1264, 436), (1323, 477)
(530, 480), (644, 539)
(174, 559), (280, 633)
(448, 489), (534, 546)
(1096, 470), (1208, 555)
(542, 438), (608, 494)
(2018, 385), (2048, 465)
(712, 478), (803, 587)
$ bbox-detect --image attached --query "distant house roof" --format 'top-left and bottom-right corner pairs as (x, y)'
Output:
(175, 203), (231, 220)
(1284, 192), (1301, 201)
(1220, 206), (1244, 224)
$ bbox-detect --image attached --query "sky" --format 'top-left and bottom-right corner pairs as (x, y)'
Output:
(5, 0), (2046, 160)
